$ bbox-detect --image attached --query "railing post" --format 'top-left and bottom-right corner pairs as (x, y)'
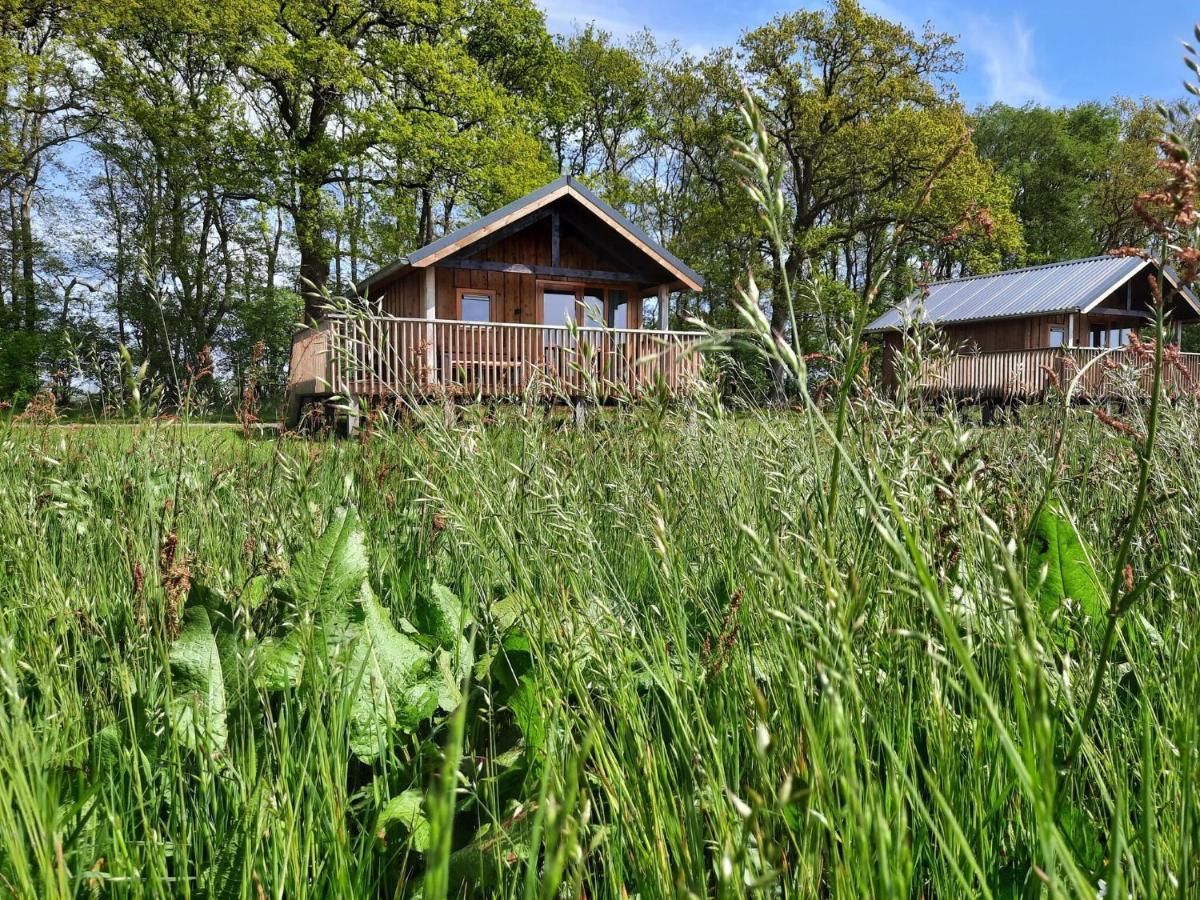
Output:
(422, 268), (437, 390)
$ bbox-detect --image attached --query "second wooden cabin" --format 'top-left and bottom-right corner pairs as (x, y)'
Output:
(867, 255), (1200, 400)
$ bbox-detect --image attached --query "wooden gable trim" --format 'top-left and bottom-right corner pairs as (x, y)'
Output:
(563, 188), (703, 292)
(411, 183), (572, 269)
(1079, 259), (1150, 316)
(412, 184), (703, 293)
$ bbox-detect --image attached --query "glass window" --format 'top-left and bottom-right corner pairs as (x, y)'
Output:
(1048, 326), (1065, 348)
(543, 291), (576, 327)
(582, 291), (605, 328)
(461, 293), (491, 323)
(1109, 328), (1123, 348)
(608, 290), (629, 330)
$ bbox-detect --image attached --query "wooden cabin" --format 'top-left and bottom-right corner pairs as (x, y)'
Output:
(866, 255), (1200, 401)
(287, 176), (705, 423)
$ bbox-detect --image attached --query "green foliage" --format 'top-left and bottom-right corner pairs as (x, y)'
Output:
(974, 99), (1161, 264)
(376, 789), (431, 852)
(1027, 503), (1107, 622)
(205, 506), (473, 760)
(167, 605), (228, 752)
(0, 404), (1196, 896)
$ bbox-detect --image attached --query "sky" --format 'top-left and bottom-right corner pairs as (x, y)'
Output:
(537, 0), (1200, 109)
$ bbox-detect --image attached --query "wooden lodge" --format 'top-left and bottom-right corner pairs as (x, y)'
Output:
(866, 256), (1200, 402)
(287, 176), (705, 423)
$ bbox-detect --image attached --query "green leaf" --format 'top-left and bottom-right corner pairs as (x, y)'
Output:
(413, 582), (471, 649)
(253, 509), (476, 758)
(255, 630), (306, 690)
(507, 675), (546, 759)
(376, 788), (431, 852)
(279, 507), (369, 612)
(1027, 505), (1106, 622)
(488, 593), (527, 632)
(168, 606), (227, 752)
(342, 584), (440, 760)
(447, 806), (538, 891)
(239, 574), (272, 610)
(92, 724), (123, 777)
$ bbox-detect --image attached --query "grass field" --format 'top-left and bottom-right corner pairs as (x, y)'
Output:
(0, 395), (1197, 898)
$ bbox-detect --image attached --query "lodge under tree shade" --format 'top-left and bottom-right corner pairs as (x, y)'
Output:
(286, 177), (706, 423)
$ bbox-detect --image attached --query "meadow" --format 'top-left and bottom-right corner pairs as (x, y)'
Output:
(0, 388), (1197, 898)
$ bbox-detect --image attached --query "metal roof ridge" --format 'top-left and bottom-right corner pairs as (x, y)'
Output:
(917, 254), (1125, 289)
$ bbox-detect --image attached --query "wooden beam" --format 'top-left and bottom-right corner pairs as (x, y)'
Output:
(550, 210), (560, 267)
(1085, 307), (1151, 320)
(437, 258), (654, 284)
(657, 284), (669, 331)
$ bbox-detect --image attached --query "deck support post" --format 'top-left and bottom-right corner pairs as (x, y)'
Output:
(284, 390), (302, 429)
(657, 284), (669, 331)
(422, 267), (437, 389)
(1067, 312), (1077, 348)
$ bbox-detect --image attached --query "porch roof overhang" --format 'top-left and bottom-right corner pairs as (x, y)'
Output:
(359, 176), (704, 296)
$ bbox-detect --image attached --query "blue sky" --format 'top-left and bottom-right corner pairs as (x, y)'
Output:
(538, 0), (1200, 108)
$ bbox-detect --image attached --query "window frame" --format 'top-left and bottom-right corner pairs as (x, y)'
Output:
(536, 281), (641, 330)
(455, 287), (496, 323)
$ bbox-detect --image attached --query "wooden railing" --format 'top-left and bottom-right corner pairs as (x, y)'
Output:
(907, 346), (1200, 400)
(295, 314), (705, 400)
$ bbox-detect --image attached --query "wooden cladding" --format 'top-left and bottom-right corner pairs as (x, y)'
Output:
(904, 346), (1200, 401)
(437, 258), (653, 284)
(317, 314), (703, 400)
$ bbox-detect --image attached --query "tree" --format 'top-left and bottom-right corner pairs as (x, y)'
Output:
(740, 1), (972, 355)
(86, 0), (262, 386)
(0, 0), (91, 395)
(972, 100), (1160, 264)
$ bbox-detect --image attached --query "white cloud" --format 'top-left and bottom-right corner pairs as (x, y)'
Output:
(963, 13), (1055, 105)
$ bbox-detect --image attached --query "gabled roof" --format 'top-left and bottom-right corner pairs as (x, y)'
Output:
(360, 175), (704, 293)
(865, 255), (1200, 332)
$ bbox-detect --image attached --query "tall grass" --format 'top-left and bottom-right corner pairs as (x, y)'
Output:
(0, 393), (1198, 897)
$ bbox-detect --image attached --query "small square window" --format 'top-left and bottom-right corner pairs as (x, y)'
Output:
(460, 293), (491, 322)
(1048, 326), (1065, 348)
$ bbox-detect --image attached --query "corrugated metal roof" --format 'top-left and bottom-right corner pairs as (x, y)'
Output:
(360, 175), (704, 292)
(865, 255), (1151, 332)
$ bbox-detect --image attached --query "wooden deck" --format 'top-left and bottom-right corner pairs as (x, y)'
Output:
(289, 314), (705, 402)
(903, 346), (1200, 401)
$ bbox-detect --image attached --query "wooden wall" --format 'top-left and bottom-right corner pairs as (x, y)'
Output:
(940, 314), (1065, 352)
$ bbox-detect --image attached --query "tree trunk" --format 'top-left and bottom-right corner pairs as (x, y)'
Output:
(423, 189), (435, 244)
(296, 182), (329, 321)
(19, 177), (36, 332)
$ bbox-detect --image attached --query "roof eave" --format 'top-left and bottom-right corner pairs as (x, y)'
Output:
(865, 306), (1083, 333)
